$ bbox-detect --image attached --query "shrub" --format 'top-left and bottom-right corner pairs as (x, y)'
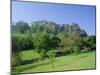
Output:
(73, 46), (80, 54)
(47, 49), (56, 68)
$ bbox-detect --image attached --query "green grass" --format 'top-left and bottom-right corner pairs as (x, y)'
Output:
(20, 50), (40, 60)
(16, 51), (96, 73)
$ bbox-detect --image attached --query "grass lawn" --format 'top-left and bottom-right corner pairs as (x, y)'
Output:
(15, 50), (96, 73)
(20, 50), (40, 60)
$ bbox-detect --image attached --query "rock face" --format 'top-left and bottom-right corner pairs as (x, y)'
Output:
(31, 20), (87, 37)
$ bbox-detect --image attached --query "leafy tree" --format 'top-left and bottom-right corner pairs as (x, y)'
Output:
(31, 22), (38, 33)
(82, 35), (96, 51)
(63, 46), (72, 54)
(33, 32), (61, 59)
(16, 21), (29, 33)
(50, 36), (61, 49)
(11, 69), (20, 75)
(47, 49), (56, 69)
(33, 32), (51, 58)
(12, 35), (22, 66)
(66, 32), (82, 54)
(21, 30), (34, 50)
(57, 32), (68, 47)
(12, 35), (22, 53)
(73, 46), (80, 54)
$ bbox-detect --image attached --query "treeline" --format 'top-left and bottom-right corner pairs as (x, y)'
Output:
(12, 20), (87, 37)
(12, 20), (96, 66)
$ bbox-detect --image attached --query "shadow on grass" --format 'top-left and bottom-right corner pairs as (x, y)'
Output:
(78, 51), (91, 58)
(55, 63), (69, 68)
(20, 58), (39, 65)
(79, 55), (88, 58)
(15, 59), (58, 72)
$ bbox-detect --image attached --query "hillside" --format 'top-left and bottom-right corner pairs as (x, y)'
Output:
(12, 20), (87, 37)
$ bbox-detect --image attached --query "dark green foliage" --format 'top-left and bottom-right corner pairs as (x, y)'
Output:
(33, 32), (61, 58)
(33, 32), (51, 58)
(39, 49), (46, 59)
(57, 31), (82, 54)
(12, 20), (96, 69)
(12, 20), (95, 56)
(15, 21), (30, 33)
(11, 69), (20, 75)
(57, 32), (68, 47)
(50, 36), (61, 48)
(12, 36), (22, 66)
(67, 32), (82, 46)
(47, 49), (56, 68)
(82, 35), (96, 51)
(63, 46), (72, 54)
(73, 46), (80, 54)
(12, 53), (21, 67)
(21, 36), (33, 50)
(21, 30), (34, 50)
(33, 32), (51, 51)
(12, 31), (34, 66)
(66, 32), (82, 54)
(12, 30), (34, 51)
(12, 35), (22, 53)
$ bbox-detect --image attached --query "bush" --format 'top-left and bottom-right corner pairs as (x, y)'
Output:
(11, 69), (20, 75)
(63, 47), (72, 54)
(73, 46), (80, 54)
(12, 53), (22, 67)
(47, 49), (56, 68)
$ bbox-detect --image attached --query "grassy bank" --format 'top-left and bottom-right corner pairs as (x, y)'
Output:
(15, 51), (95, 73)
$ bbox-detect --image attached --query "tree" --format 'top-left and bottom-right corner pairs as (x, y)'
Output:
(50, 36), (61, 49)
(73, 46), (80, 54)
(82, 35), (96, 51)
(57, 31), (81, 54)
(66, 32), (82, 54)
(12, 35), (22, 66)
(57, 32), (68, 47)
(47, 48), (56, 69)
(16, 21), (29, 33)
(12, 30), (34, 66)
(21, 30), (34, 50)
(33, 32), (51, 59)
(33, 32), (61, 59)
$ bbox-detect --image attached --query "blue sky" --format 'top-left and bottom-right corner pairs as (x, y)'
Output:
(12, 1), (96, 35)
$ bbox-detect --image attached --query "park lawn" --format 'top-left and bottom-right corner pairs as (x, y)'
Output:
(20, 50), (40, 60)
(16, 50), (96, 73)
